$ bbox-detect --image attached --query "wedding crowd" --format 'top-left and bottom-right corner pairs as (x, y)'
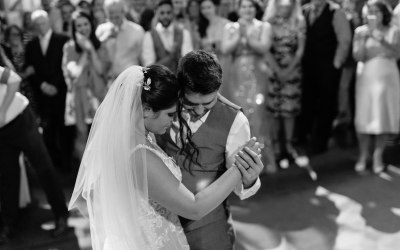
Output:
(0, 0), (400, 248)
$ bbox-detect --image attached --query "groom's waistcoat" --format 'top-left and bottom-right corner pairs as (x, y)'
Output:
(157, 97), (241, 231)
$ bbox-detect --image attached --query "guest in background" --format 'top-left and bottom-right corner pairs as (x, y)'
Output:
(219, 0), (234, 19)
(199, 0), (229, 57)
(185, 0), (202, 49)
(3, 25), (25, 73)
(142, 0), (193, 72)
(172, 0), (187, 25)
(22, 12), (36, 44)
(62, 10), (109, 170)
(59, 1), (75, 37)
(221, 0), (276, 172)
(93, 3), (107, 28)
(24, 10), (69, 171)
(0, 22), (16, 73)
(3, 25), (38, 114)
(299, 0), (352, 155)
(0, 67), (69, 244)
(335, 0), (361, 147)
(41, 0), (63, 33)
(353, 0), (400, 173)
(96, 0), (144, 81)
(264, 0), (306, 165)
(139, 4), (156, 32)
(76, 0), (93, 16)
(126, 0), (147, 23)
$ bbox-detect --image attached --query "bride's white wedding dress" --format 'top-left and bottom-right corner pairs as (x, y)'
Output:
(69, 66), (190, 250)
(134, 138), (189, 250)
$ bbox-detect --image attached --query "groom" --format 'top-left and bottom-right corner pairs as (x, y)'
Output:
(157, 50), (263, 250)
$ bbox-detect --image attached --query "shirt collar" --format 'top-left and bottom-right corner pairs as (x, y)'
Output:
(40, 30), (52, 41)
(156, 22), (174, 33)
(312, 2), (327, 13)
(172, 109), (211, 127)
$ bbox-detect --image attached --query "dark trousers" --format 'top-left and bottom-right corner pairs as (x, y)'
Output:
(61, 125), (77, 172)
(40, 111), (64, 170)
(297, 61), (342, 154)
(185, 218), (234, 250)
(0, 107), (68, 227)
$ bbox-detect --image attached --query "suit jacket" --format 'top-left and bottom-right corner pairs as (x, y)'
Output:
(25, 32), (69, 119)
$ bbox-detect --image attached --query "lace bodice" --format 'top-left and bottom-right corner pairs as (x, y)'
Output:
(135, 143), (182, 181)
(133, 140), (189, 250)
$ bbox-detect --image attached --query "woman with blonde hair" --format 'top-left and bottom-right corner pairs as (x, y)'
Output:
(263, 0), (306, 166)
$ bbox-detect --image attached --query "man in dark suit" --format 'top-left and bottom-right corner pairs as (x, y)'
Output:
(25, 10), (69, 170)
(298, 0), (351, 155)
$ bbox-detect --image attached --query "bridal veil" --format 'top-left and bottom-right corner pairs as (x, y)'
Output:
(69, 66), (154, 249)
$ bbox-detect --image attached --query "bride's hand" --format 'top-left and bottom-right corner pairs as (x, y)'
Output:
(234, 143), (264, 188)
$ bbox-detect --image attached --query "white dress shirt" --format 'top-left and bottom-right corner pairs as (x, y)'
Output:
(39, 30), (52, 55)
(96, 19), (144, 77)
(170, 108), (261, 200)
(0, 68), (29, 125)
(141, 23), (193, 66)
(393, 4), (400, 28)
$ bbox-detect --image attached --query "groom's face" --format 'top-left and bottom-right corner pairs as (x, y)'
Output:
(183, 90), (218, 122)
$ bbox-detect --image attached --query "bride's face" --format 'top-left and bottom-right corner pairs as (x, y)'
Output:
(144, 105), (177, 134)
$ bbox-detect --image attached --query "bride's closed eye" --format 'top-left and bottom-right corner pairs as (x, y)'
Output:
(168, 112), (177, 118)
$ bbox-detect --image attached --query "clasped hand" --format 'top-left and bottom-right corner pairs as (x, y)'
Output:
(40, 82), (58, 96)
(233, 137), (264, 188)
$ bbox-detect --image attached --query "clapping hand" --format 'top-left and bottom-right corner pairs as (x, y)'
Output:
(246, 26), (259, 41)
(76, 32), (94, 52)
(234, 137), (265, 188)
(40, 82), (58, 96)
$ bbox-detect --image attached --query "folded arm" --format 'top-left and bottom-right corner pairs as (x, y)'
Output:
(145, 148), (242, 220)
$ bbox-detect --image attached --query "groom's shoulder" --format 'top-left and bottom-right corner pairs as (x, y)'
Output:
(217, 94), (242, 112)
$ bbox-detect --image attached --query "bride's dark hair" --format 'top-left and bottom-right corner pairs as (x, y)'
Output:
(141, 64), (199, 166)
(141, 65), (179, 112)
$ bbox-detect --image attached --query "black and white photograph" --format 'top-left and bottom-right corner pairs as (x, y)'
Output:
(0, 0), (399, 249)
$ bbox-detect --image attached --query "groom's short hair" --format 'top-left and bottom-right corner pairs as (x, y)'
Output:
(177, 50), (222, 95)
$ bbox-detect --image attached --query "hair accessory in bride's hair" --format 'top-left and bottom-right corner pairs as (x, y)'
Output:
(141, 67), (151, 91)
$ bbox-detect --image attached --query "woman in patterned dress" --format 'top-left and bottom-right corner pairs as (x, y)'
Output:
(263, 0), (306, 165)
(221, 0), (277, 173)
(69, 65), (262, 249)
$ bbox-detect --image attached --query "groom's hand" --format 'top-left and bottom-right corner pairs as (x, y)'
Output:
(234, 146), (264, 189)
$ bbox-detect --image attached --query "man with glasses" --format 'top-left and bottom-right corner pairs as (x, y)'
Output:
(157, 50), (263, 250)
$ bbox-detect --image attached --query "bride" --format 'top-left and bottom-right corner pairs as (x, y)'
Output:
(69, 65), (261, 249)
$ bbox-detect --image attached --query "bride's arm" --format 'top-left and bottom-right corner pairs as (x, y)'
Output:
(144, 149), (243, 220)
